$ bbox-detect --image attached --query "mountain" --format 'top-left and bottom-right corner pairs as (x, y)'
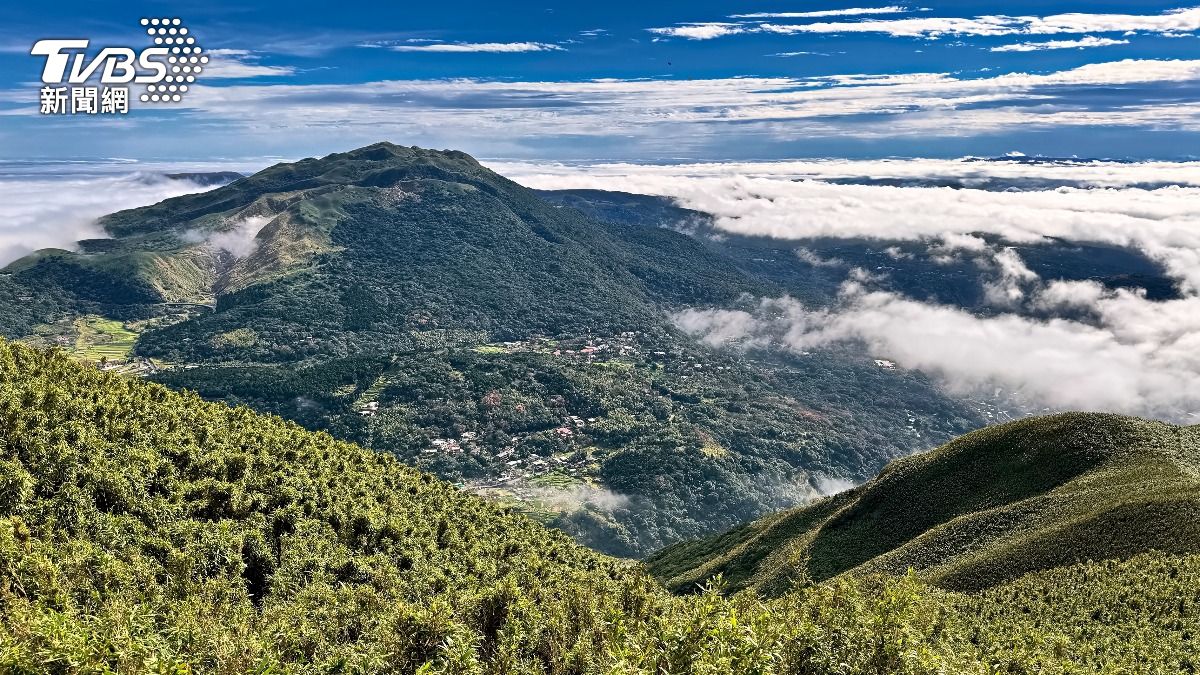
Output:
(1, 340), (1196, 673)
(0, 143), (985, 557)
(647, 412), (1200, 595)
(5, 145), (759, 332)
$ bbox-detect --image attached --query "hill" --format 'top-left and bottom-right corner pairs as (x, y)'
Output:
(647, 412), (1200, 595)
(0, 144), (985, 557)
(2, 340), (1198, 672)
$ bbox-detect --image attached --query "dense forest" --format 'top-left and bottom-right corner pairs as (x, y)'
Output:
(1, 340), (1197, 673)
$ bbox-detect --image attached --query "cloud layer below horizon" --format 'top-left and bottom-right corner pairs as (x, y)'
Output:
(0, 172), (220, 268)
(500, 156), (1200, 420)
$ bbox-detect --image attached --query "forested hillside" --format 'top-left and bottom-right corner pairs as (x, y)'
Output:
(1, 340), (1197, 673)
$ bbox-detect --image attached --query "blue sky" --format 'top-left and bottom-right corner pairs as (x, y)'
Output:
(2, 1), (1199, 162)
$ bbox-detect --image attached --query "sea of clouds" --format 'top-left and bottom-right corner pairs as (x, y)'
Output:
(0, 171), (223, 267)
(0, 158), (269, 268)
(498, 157), (1200, 421)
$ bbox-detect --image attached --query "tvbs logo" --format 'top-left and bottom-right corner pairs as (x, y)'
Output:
(32, 18), (205, 115)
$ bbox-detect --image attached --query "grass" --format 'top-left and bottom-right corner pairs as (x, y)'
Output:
(473, 345), (508, 354)
(72, 316), (138, 362)
(528, 471), (580, 489)
(591, 360), (635, 370)
(648, 412), (1200, 596)
(4, 334), (1200, 671)
(699, 434), (729, 458)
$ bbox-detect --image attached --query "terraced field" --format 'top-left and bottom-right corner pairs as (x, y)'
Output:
(71, 316), (138, 362)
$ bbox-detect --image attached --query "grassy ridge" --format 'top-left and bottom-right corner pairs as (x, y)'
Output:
(648, 413), (1200, 595)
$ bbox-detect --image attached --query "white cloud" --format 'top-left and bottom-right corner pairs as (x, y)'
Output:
(934, 233), (990, 252)
(731, 6), (913, 19)
(513, 154), (1200, 420)
(981, 247), (1039, 307)
(756, 6), (1200, 38)
(795, 247), (845, 267)
(812, 72), (954, 86)
(167, 58), (1200, 151)
(673, 287), (1200, 420)
(990, 36), (1130, 52)
(387, 42), (564, 53)
(814, 474), (857, 495)
(0, 173), (219, 267)
(648, 23), (748, 40)
(204, 49), (296, 78)
(497, 481), (630, 512)
(184, 215), (272, 259)
(1033, 279), (1108, 311)
(496, 155), (1200, 189)
(990, 58), (1200, 86)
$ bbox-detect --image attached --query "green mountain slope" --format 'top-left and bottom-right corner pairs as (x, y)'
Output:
(647, 412), (1200, 595)
(2, 340), (1198, 673)
(0, 143), (986, 557)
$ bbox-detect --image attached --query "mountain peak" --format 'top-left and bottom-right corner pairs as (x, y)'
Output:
(96, 143), (496, 240)
(330, 141), (483, 168)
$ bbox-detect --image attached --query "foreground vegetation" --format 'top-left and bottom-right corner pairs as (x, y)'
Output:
(1, 340), (1197, 673)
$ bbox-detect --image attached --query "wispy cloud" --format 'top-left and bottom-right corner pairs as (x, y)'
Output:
(757, 6), (1200, 38)
(990, 36), (1130, 53)
(386, 41), (564, 53)
(730, 6), (914, 19)
(673, 286), (1200, 420)
(204, 49), (296, 79)
(173, 58), (1200, 142)
(648, 23), (747, 40)
(7, 58), (1197, 159)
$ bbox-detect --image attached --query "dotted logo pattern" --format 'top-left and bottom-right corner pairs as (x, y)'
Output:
(138, 18), (206, 104)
